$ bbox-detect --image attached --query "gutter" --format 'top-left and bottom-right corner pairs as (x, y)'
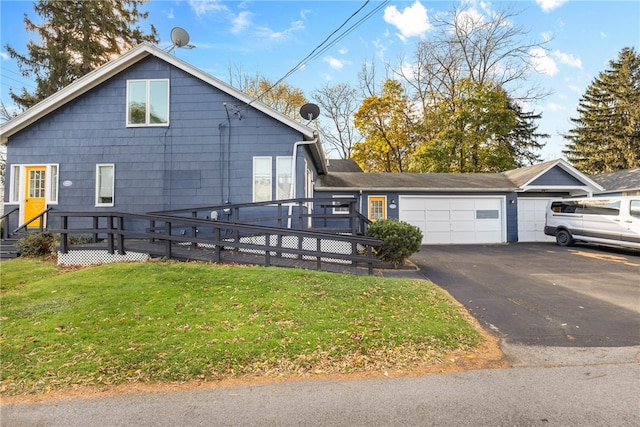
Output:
(314, 186), (519, 193)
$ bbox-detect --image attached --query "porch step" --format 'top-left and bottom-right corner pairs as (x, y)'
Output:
(0, 238), (20, 260)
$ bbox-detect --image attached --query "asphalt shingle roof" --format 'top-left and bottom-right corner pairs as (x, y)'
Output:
(591, 168), (640, 192)
(316, 172), (517, 192)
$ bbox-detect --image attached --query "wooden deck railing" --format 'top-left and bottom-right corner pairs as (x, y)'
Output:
(48, 210), (382, 274)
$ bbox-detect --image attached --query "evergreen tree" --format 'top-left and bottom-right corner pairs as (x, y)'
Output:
(5, 0), (158, 110)
(563, 47), (640, 173)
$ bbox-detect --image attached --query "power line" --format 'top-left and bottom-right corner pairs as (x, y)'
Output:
(1, 66), (37, 90)
(247, 0), (388, 108)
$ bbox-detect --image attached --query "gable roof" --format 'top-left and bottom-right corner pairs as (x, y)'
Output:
(591, 168), (640, 193)
(0, 43), (325, 173)
(503, 158), (603, 191)
(325, 159), (363, 173)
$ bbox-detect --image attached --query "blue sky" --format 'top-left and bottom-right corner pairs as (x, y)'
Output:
(1, 0), (639, 161)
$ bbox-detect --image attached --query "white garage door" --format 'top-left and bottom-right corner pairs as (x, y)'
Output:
(399, 196), (505, 244)
(517, 198), (557, 242)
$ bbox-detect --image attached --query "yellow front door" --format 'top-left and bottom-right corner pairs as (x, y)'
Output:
(24, 166), (47, 227)
(368, 196), (387, 222)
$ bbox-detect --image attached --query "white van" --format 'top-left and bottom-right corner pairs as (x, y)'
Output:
(544, 196), (640, 249)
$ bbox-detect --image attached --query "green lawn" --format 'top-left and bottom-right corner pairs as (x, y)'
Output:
(0, 258), (482, 396)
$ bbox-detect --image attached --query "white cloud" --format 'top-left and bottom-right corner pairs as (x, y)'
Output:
(454, 6), (485, 32)
(163, 8), (175, 19)
(553, 50), (582, 69)
(256, 20), (305, 41)
(323, 56), (348, 71)
(530, 48), (559, 76)
(536, 0), (569, 13)
(541, 31), (553, 42)
(0, 52), (9, 60)
(337, 47), (348, 55)
(231, 11), (251, 34)
(383, 0), (431, 42)
(189, 0), (229, 17)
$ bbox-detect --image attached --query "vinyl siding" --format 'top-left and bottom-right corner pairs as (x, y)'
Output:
(5, 56), (308, 214)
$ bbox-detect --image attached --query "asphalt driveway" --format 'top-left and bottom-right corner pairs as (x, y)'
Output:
(410, 243), (640, 347)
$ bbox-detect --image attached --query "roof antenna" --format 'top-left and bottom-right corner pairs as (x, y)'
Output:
(167, 27), (194, 54)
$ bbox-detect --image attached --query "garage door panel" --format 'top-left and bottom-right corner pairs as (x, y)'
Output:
(474, 199), (502, 210)
(401, 210), (426, 221)
(517, 198), (556, 242)
(426, 210), (450, 220)
(426, 199), (451, 210)
(399, 196), (505, 245)
(451, 221), (476, 232)
(451, 210), (474, 221)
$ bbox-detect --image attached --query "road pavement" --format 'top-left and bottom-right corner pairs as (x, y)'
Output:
(3, 362), (639, 426)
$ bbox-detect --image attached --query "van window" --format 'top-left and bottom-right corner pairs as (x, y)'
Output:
(580, 200), (620, 215)
(551, 201), (580, 213)
(631, 201), (640, 219)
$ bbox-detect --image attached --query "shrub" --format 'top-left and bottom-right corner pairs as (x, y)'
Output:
(15, 232), (58, 257)
(365, 219), (423, 267)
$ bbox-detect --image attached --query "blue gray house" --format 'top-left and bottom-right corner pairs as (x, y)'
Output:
(1, 43), (324, 232)
(1, 43), (610, 247)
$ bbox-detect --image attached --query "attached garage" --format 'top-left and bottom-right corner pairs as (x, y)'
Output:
(400, 196), (505, 244)
(315, 159), (604, 246)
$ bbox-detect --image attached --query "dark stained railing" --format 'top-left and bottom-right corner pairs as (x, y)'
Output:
(150, 197), (371, 236)
(49, 210), (382, 274)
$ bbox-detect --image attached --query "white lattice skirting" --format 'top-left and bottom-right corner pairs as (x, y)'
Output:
(57, 250), (150, 266)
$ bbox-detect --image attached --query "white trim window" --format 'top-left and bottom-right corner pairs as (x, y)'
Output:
(8, 164), (59, 205)
(96, 164), (115, 206)
(126, 79), (169, 126)
(253, 157), (272, 202)
(276, 156), (292, 200)
(9, 165), (20, 204)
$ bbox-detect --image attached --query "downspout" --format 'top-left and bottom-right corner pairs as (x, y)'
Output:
(288, 137), (318, 228)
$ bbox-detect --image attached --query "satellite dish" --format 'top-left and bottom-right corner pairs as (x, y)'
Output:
(300, 103), (320, 121)
(170, 27), (190, 48)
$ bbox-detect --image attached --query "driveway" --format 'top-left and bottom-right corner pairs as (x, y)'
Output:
(411, 243), (640, 347)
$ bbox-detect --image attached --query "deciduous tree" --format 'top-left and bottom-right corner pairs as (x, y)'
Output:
(352, 79), (418, 172)
(312, 83), (361, 159)
(227, 68), (307, 120)
(416, 79), (519, 172)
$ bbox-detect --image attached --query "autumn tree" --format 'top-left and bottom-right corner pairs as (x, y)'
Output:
(352, 79), (418, 172)
(227, 68), (307, 120)
(5, 0), (158, 110)
(312, 83), (361, 159)
(563, 47), (640, 173)
(387, 3), (549, 172)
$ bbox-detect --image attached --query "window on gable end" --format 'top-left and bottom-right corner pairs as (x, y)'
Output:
(127, 79), (169, 126)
